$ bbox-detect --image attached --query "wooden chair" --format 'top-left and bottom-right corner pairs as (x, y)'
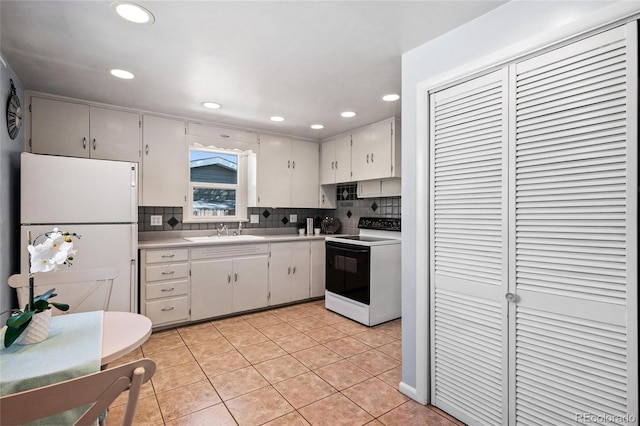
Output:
(0, 358), (156, 426)
(8, 267), (118, 314)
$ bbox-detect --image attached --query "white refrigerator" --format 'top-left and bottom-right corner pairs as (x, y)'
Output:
(20, 153), (138, 313)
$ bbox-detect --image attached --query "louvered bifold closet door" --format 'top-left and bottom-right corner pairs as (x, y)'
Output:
(430, 69), (509, 426)
(510, 22), (638, 425)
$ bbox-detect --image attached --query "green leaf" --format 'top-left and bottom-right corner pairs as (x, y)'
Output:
(6, 311), (35, 328)
(33, 300), (49, 312)
(4, 319), (32, 348)
(34, 288), (56, 302)
(51, 302), (69, 311)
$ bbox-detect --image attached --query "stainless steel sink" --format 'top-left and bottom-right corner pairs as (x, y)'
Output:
(183, 235), (265, 243)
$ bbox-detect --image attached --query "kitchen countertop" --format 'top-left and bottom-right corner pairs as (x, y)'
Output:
(138, 232), (349, 249)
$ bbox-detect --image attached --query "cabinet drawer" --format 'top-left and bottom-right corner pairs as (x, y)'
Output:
(145, 248), (189, 264)
(145, 279), (189, 300)
(145, 263), (189, 282)
(145, 296), (189, 326)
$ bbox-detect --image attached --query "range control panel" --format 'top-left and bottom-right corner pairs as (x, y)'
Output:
(357, 217), (401, 232)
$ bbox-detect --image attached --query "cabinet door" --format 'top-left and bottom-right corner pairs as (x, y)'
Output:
(258, 134), (291, 207)
(351, 121), (393, 181)
(367, 121), (393, 179)
(320, 139), (336, 184)
(290, 242), (310, 301)
(90, 106), (140, 162)
(319, 185), (337, 209)
(310, 240), (326, 298)
(141, 115), (187, 206)
(30, 96), (90, 158)
(350, 128), (369, 181)
(269, 244), (293, 305)
(232, 255), (268, 312)
(334, 135), (352, 183)
(190, 258), (233, 321)
(291, 139), (320, 208)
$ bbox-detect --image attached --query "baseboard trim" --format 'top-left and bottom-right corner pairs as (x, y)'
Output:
(399, 381), (426, 404)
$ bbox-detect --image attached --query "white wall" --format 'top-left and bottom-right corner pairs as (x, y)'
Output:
(400, 0), (637, 403)
(0, 55), (25, 325)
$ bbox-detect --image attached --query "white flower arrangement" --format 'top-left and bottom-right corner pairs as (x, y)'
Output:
(28, 228), (78, 273)
(4, 228), (81, 347)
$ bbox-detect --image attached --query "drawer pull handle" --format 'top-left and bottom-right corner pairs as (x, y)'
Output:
(161, 271), (175, 275)
(234, 272), (238, 282)
(293, 266), (296, 274)
(161, 287), (175, 292)
(161, 254), (175, 258)
(161, 306), (175, 311)
(228, 273), (231, 283)
(288, 267), (291, 275)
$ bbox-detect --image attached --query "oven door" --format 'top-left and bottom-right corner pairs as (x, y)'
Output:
(325, 241), (370, 305)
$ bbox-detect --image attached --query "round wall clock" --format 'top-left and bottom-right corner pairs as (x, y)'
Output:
(6, 79), (22, 139)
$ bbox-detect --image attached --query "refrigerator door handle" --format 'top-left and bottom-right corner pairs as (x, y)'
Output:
(130, 164), (137, 188)
(130, 258), (137, 313)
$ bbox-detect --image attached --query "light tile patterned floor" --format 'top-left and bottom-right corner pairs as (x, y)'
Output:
(107, 300), (463, 425)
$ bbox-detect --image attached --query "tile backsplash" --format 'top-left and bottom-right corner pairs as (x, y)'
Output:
(138, 206), (322, 232)
(139, 183), (400, 235)
(320, 183), (401, 235)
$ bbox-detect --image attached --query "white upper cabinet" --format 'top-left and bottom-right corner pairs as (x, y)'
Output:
(141, 115), (187, 207)
(320, 135), (351, 184)
(258, 134), (290, 207)
(258, 134), (319, 208)
(29, 95), (141, 162)
(187, 122), (258, 152)
(351, 117), (400, 181)
(320, 139), (336, 185)
(291, 138), (320, 207)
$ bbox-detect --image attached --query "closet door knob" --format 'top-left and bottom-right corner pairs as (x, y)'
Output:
(505, 293), (517, 303)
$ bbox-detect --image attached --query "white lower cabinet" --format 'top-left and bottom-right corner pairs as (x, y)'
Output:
(140, 248), (190, 327)
(141, 239), (325, 326)
(268, 242), (310, 306)
(190, 244), (269, 321)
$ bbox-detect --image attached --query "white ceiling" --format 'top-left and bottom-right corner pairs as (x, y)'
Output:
(1, 1), (506, 140)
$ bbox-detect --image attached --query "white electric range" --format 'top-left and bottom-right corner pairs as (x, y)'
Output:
(324, 217), (401, 326)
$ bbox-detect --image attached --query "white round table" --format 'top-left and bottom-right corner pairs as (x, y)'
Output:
(101, 312), (152, 365)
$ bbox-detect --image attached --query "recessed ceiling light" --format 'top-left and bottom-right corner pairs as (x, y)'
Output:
(341, 111), (356, 118)
(310, 124), (324, 130)
(270, 116), (285, 122)
(109, 68), (134, 79)
(202, 102), (221, 109)
(382, 94), (400, 102)
(112, 2), (155, 24)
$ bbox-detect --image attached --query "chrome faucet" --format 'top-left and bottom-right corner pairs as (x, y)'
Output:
(237, 222), (243, 235)
(217, 223), (228, 236)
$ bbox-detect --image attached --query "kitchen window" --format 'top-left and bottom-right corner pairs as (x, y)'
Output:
(187, 147), (248, 222)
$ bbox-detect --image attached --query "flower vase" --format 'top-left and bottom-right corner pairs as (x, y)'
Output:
(15, 309), (52, 345)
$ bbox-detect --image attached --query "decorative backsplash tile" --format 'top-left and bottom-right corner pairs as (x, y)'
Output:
(138, 206), (325, 232)
(320, 193), (401, 235)
(139, 183), (400, 234)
